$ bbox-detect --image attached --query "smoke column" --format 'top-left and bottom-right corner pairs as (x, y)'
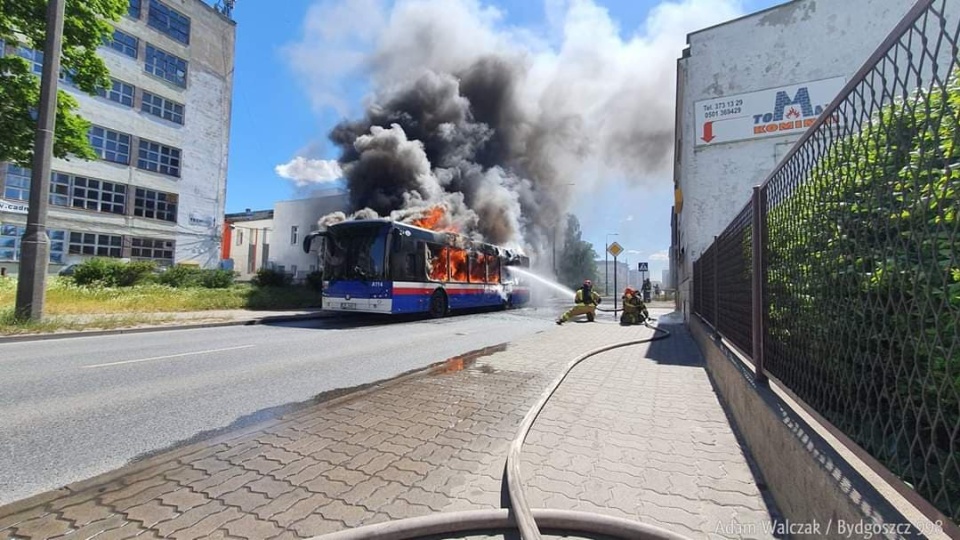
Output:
(283, 0), (743, 252)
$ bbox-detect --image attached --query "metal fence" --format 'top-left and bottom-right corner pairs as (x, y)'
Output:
(692, 0), (960, 524)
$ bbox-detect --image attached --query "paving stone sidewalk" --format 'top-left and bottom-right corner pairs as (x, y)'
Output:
(0, 312), (778, 539)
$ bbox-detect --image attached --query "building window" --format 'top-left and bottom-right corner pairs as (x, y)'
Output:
(69, 177), (127, 214)
(1, 224), (66, 263)
(131, 237), (174, 261)
(89, 126), (132, 164)
(49, 172), (69, 206)
(147, 0), (190, 44)
(15, 46), (75, 83)
(290, 226), (299, 245)
(16, 47), (42, 74)
(137, 139), (182, 177)
(97, 79), (135, 107)
(145, 44), (187, 87)
(129, 0), (142, 18)
(108, 30), (139, 59)
(235, 229), (243, 246)
(69, 232), (122, 258)
(141, 91), (184, 124)
(3, 164), (31, 200)
(134, 188), (177, 222)
(50, 172), (126, 214)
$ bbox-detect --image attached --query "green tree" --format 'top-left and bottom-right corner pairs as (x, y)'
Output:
(556, 214), (598, 290)
(0, 0), (127, 165)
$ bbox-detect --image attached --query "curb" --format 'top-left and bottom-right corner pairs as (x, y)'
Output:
(0, 312), (333, 344)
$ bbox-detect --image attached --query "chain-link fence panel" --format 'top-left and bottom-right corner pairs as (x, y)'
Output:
(693, 0), (959, 522)
(715, 203), (753, 355)
(698, 243), (717, 328)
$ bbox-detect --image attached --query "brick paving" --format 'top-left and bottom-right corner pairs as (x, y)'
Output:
(0, 314), (778, 539)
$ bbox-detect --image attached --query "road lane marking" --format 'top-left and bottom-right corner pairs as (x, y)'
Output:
(82, 345), (256, 369)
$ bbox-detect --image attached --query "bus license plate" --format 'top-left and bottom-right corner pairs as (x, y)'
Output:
(340, 302), (357, 310)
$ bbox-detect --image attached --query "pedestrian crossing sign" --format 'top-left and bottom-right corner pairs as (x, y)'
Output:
(607, 242), (623, 257)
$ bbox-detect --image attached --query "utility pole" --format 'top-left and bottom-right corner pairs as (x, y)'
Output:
(15, 0), (66, 320)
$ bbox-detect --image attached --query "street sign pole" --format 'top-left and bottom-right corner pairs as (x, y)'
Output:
(613, 254), (618, 319)
(607, 242), (624, 319)
(637, 261), (650, 303)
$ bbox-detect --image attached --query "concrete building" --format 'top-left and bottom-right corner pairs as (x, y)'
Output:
(0, 0), (236, 274)
(594, 260), (628, 296)
(222, 209), (273, 281)
(272, 193), (350, 281)
(220, 191), (350, 282)
(670, 0), (912, 316)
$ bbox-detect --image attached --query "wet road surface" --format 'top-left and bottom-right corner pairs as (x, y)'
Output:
(0, 306), (562, 506)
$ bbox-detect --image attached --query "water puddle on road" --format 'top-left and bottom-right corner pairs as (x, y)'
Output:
(432, 343), (507, 375)
(129, 342), (509, 464)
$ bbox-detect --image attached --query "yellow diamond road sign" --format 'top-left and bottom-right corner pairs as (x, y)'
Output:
(607, 242), (623, 257)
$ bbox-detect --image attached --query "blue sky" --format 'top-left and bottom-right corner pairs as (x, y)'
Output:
(224, 0), (783, 281)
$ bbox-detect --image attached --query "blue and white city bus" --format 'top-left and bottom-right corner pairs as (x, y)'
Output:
(302, 219), (531, 317)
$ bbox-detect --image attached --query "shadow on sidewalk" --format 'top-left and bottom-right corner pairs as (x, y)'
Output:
(642, 321), (704, 368)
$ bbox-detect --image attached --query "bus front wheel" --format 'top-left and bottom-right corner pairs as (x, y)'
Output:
(429, 289), (448, 319)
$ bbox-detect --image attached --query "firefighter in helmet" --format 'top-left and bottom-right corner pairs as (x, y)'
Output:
(620, 287), (649, 326)
(557, 279), (602, 324)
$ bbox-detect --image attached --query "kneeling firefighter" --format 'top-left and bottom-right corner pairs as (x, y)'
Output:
(620, 287), (649, 326)
(557, 280), (602, 325)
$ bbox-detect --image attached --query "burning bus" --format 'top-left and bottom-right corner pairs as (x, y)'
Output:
(302, 218), (531, 317)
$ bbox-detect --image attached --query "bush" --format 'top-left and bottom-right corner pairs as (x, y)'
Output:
(198, 269), (235, 289)
(252, 268), (292, 288)
(71, 258), (156, 287)
(766, 71), (960, 519)
(305, 270), (324, 291)
(157, 264), (203, 288)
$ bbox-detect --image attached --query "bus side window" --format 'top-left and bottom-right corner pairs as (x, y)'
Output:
(426, 243), (449, 282)
(389, 235), (420, 282)
(488, 257), (501, 283)
(414, 241), (426, 279)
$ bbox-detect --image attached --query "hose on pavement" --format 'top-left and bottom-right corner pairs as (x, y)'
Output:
(309, 321), (682, 540)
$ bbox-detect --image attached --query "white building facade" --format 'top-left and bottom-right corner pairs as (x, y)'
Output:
(271, 193), (350, 281)
(223, 209), (273, 281)
(221, 192), (350, 282)
(671, 0), (912, 317)
(0, 0), (235, 274)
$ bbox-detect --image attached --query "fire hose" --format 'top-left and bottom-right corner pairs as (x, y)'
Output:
(309, 320), (688, 540)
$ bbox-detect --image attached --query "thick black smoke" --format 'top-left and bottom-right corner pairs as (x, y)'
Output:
(300, 0), (735, 253)
(328, 55), (577, 250)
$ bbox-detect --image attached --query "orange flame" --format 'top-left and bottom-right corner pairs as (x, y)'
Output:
(413, 205), (501, 284)
(426, 247), (502, 283)
(412, 206), (456, 232)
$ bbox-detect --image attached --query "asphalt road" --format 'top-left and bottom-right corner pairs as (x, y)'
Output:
(0, 305), (568, 506)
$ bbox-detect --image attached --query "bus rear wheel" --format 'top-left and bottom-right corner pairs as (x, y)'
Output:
(429, 289), (448, 319)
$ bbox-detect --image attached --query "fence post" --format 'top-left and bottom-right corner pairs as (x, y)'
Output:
(713, 236), (720, 338)
(752, 186), (768, 385)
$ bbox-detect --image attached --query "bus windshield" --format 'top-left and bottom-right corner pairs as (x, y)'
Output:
(323, 223), (387, 282)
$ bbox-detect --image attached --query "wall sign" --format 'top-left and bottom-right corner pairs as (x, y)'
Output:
(694, 77), (846, 146)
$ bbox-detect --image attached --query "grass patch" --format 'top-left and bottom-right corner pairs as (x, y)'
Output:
(0, 307), (177, 335)
(0, 277), (321, 316)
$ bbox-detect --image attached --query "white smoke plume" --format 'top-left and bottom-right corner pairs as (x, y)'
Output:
(284, 0), (744, 250)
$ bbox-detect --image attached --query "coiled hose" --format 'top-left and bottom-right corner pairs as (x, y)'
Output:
(310, 320), (685, 540)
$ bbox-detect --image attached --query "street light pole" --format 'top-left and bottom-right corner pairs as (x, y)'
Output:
(15, 0), (66, 321)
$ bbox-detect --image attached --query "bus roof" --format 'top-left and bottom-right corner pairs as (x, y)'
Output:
(325, 218), (527, 259)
